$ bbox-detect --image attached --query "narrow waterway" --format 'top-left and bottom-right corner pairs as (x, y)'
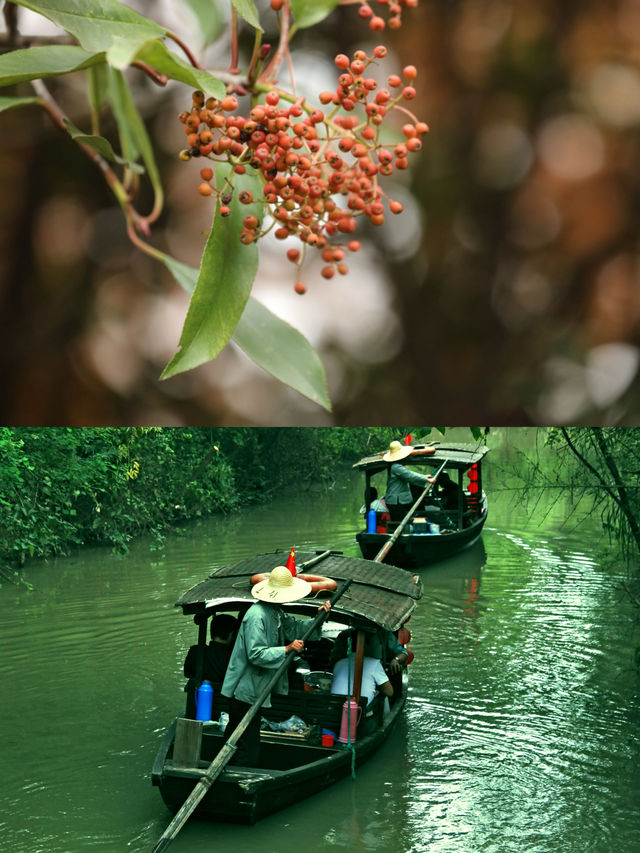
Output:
(1, 438), (639, 853)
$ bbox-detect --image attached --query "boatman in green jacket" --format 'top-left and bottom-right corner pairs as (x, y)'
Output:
(221, 565), (331, 766)
(383, 440), (437, 522)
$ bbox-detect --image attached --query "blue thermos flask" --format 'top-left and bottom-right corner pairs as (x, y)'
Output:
(366, 508), (377, 534)
(195, 680), (213, 721)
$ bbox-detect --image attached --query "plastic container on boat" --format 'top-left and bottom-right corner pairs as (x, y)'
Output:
(337, 698), (362, 743)
(195, 680), (213, 721)
(366, 508), (377, 533)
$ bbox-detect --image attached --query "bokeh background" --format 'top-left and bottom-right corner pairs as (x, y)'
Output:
(2, 0), (640, 425)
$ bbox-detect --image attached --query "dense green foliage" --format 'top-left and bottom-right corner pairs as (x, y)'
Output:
(0, 426), (410, 576)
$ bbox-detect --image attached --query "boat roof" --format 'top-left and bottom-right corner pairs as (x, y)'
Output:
(175, 550), (422, 632)
(353, 441), (490, 474)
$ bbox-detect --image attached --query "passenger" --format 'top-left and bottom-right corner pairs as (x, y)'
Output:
(183, 613), (238, 718)
(359, 486), (388, 515)
(221, 566), (331, 766)
(383, 440), (437, 523)
(330, 631), (393, 708)
(434, 471), (459, 511)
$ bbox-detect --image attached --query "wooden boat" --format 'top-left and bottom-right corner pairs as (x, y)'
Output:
(152, 549), (422, 825)
(354, 441), (490, 568)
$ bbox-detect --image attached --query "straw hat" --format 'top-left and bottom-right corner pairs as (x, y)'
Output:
(251, 566), (312, 603)
(383, 440), (413, 462)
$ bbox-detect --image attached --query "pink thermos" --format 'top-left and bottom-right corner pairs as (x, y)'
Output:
(337, 698), (362, 743)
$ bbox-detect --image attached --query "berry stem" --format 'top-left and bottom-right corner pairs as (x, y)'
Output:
(258, 0), (291, 84)
(246, 28), (265, 85)
(166, 30), (203, 69)
(229, 3), (241, 75)
(131, 61), (168, 86)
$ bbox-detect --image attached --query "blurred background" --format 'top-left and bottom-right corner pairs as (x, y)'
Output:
(2, 0), (640, 425)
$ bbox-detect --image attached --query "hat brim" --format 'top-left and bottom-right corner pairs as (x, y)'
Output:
(252, 576), (312, 603)
(383, 445), (413, 462)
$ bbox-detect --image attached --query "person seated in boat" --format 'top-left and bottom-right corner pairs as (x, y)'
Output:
(359, 486), (388, 515)
(330, 631), (393, 710)
(221, 566), (331, 767)
(359, 486), (391, 533)
(383, 440), (437, 523)
(434, 471), (459, 511)
(183, 613), (238, 718)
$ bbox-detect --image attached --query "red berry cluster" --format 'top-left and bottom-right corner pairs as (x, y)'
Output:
(355, 0), (419, 32)
(178, 46), (428, 293)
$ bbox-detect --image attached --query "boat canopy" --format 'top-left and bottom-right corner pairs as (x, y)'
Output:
(175, 550), (422, 632)
(352, 441), (490, 475)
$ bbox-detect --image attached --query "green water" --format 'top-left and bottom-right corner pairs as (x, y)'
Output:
(1, 435), (639, 852)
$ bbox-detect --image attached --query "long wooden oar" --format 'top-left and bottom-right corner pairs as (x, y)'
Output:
(152, 576), (353, 853)
(374, 460), (447, 564)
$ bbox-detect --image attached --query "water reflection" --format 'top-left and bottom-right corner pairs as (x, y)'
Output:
(0, 468), (639, 853)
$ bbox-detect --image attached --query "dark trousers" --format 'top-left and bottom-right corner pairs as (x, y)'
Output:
(388, 502), (412, 522)
(224, 697), (262, 766)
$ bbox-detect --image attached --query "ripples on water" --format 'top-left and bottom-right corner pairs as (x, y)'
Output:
(404, 531), (640, 853)
(1, 486), (639, 853)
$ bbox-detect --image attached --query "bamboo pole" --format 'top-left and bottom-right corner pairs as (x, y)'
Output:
(373, 460), (447, 564)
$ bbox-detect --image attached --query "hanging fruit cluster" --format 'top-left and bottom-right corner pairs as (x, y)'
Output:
(178, 46), (428, 293)
(352, 0), (420, 32)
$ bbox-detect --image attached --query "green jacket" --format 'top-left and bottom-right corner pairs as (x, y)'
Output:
(221, 601), (312, 707)
(385, 462), (432, 505)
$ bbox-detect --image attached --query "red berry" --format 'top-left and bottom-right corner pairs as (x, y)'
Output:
(220, 205), (231, 216)
(389, 200), (404, 214)
(370, 16), (385, 31)
(335, 54), (350, 70)
(294, 282), (307, 294)
(287, 248), (300, 262)
(198, 182), (213, 196)
(403, 65), (418, 80)
(220, 95), (239, 112)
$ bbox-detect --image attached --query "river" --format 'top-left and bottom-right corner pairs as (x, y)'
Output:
(1, 431), (639, 852)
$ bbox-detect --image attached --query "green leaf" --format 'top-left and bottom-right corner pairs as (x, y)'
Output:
(107, 69), (163, 213)
(0, 95), (41, 112)
(62, 118), (144, 172)
(159, 254), (331, 410)
(0, 44), (103, 87)
(134, 41), (225, 99)
(161, 169), (262, 379)
(160, 255), (199, 295)
(290, 0), (341, 29)
(87, 62), (109, 113)
(231, 0), (262, 31)
(233, 298), (331, 410)
(10, 0), (166, 69)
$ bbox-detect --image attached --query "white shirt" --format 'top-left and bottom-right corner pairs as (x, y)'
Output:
(331, 655), (389, 705)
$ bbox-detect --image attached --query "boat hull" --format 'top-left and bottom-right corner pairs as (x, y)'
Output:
(153, 697), (404, 824)
(356, 509), (487, 568)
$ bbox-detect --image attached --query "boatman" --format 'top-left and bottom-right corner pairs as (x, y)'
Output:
(383, 440), (437, 522)
(221, 565), (331, 766)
